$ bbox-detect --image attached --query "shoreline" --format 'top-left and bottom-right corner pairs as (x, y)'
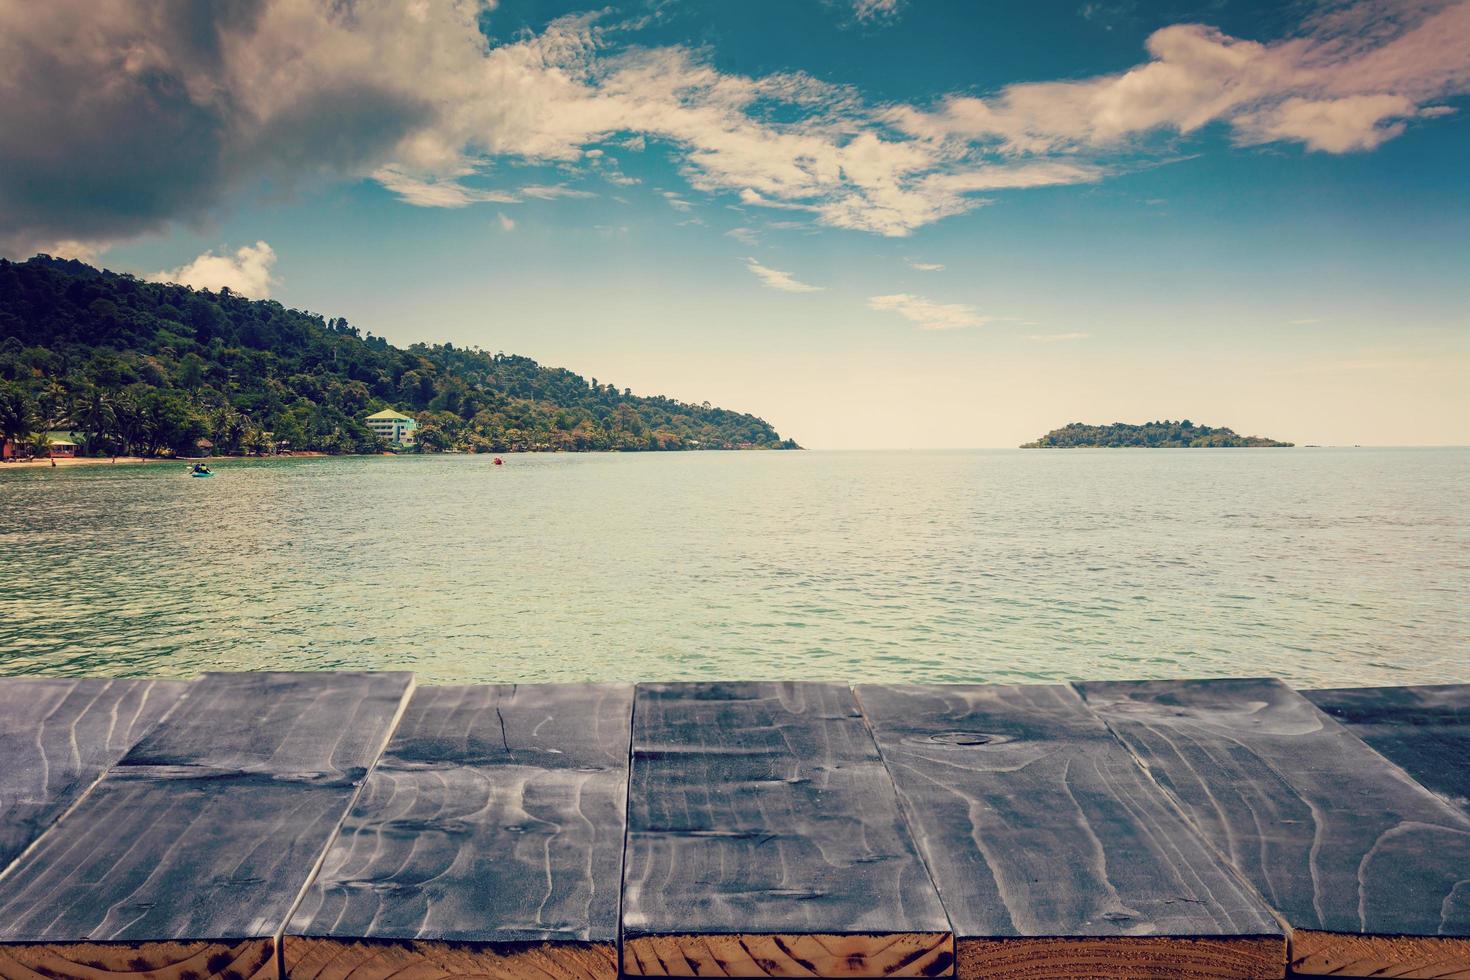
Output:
(0, 452), (331, 470)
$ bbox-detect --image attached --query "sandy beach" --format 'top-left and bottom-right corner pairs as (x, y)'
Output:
(1, 455), (157, 469)
(0, 453), (330, 470)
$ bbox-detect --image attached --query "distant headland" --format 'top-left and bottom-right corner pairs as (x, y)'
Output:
(0, 256), (799, 459)
(1022, 420), (1293, 448)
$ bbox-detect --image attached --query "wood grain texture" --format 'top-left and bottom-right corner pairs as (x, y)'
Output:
(1077, 678), (1470, 978)
(0, 677), (185, 875)
(283, 684), (633, 980)
(1290, 932), (1470, 979)
(282, 938), (616, 980)
(622, 933), (954, 978)
(1304, 685), (1470, 814)
(622, 681), (954, 978)
(0, 939), (274, 980)
(956, 937), (1285, 980)
(0, 671), (412, 980)
(856, 684), (1285, 980)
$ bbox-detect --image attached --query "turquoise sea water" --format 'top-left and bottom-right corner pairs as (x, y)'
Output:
(1, 449), (1466, 686)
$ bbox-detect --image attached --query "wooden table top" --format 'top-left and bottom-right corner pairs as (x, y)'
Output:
(0, 673), (1466, 980)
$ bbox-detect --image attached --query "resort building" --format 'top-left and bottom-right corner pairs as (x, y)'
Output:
(46, 432), (79, 458)
(365, 409), (417, 446)
(2, 432), (78, 459)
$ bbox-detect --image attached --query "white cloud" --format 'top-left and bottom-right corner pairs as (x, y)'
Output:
(890, 4), (1470, 157)
(33, 239), (109, 264)
(726, 227), (760, 246)
(1234, 94), (1415, 152)
(151, 242), (277, 298)
(497, 212), (516, 231)
(4, 0), (1468, 255)
(1028, 331), (1091, 342)
(852, 0), (903, 22)
(746, 258), (823, 293)
(372, 167), (522, 208)
(907, 259), (945, 271)
(868, 293), (991, 330)
(520, 184), (597, 200)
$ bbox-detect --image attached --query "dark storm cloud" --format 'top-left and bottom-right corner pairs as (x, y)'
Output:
(0, 0), (433, 256)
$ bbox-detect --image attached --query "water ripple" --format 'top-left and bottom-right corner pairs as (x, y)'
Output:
(1, 448), (1467, 686)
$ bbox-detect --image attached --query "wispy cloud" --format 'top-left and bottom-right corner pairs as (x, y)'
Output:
(906, 259), (945, 271)
(852, 0), (903, 22)
(1079, 1), (1137, 31)
(868, 293), (991, 330)
(726, 227), (760, 246)
(497, 212), (516, 232)
(520, 184), (596, 200)
(150, 241), (277, 298)
(1028, 331), (1091, 342)
(746, 257), (823, 293)
(373, 168), (521, 209)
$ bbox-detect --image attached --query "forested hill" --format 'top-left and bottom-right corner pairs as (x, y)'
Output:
(1022, 420), (1292, 448)
(0, 256), (797, 456)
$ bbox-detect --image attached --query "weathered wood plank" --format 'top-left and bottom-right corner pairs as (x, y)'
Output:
(0, 677), (185, 875)
(0, 671), (413, 980)
(282, 683), (632, 980)
(856, 683), (1285, 980)
(1304, 684), (1470, 814)
(1077, 678), (1470, 979)
(622, 681), (954, 978)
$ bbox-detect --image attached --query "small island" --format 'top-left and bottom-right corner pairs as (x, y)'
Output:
(1022, 420), (1293, 448)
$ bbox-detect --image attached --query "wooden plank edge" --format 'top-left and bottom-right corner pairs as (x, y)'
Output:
(958, 934), (1285, 980)
(1291, 930), (1470, 979)
(621, 931), (956, 977)
(280, 935), (617, 979)
(269, 675), (418, 980)
(0, 938), (274, 980)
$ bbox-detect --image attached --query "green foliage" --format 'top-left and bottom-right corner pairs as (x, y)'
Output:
(1021, 419), (1292, 448)
(0, 381), (37, 444)
(0, 256), (798, 457)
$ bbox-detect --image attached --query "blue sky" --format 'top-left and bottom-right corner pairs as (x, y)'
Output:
(4, 0), (1467, 447)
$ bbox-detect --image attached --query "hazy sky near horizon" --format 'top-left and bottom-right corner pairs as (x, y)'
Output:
(2, 0), (1467, 447)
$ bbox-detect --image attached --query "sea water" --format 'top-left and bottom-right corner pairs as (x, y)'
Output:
(2, 448), (1466, 686)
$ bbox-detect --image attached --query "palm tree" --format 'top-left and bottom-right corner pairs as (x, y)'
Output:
(224, 409), (250, 455)
(0, 383), (37, 457)
(79, 389), (117, 456)
(112, 390), (143, 456)
(36, 380), (70, 432)
(211, 406), (250, 455)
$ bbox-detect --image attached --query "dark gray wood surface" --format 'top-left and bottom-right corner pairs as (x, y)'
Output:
(1305, 684), (1470, 813)
(120, 670), (412, 778)
(857, 683), (1284, 980)
(1078, 678), (1470, 978)
(283, 683), (633, 980)
(0, 677), (185, 874)
(0, 671), (411, 980)
(621, 681), (954, 978)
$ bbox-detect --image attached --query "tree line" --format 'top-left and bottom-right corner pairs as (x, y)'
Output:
(0, 256), (798, 457)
